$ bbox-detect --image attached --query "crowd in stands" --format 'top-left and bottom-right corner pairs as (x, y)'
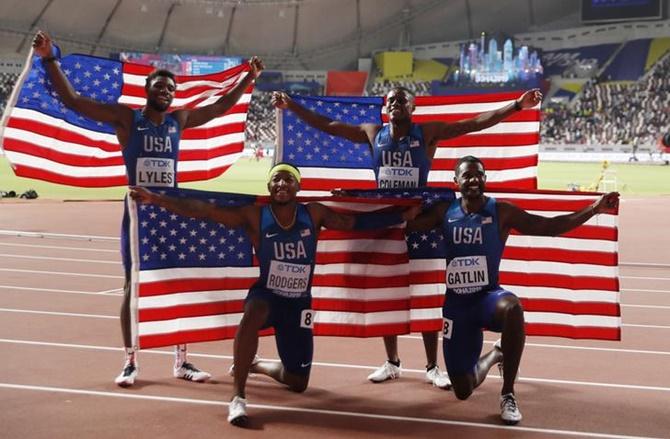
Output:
(367, 80), (431, 97)
(0, 72), (19, 115)
(245, 90), (275, 142)
(542, 55), (670, 146)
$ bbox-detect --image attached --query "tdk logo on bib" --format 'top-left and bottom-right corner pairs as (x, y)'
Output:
(446, 255), (489, 294)
(136, 158), (175, 187)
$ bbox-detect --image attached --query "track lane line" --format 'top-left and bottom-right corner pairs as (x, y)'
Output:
(0, 383), (661, 439)
(1, 339), (670, 392)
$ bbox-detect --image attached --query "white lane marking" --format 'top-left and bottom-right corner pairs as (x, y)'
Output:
(0, 268), (122, 279)
(404, 337), (670, 357)
(0, 254), (117, 264)
(0, 285), (120, 296)
(2, 338), (670, 394)
(621, 276), (670, 281)
(0, 383), (661, 439)
(0, 242), (117, 253)
(0, 308), (116, 319)
(620, 262), (670, 268)
(0, 230), (118, 241)
(97, 288), (123, 295)
(621, 288), (670, 294)
(622, 324), (670, 329)
(621, 304), (670, 310)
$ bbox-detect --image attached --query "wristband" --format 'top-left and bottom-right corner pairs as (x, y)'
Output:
(514, 100), (522, 111)
(353, 212), (404, 230)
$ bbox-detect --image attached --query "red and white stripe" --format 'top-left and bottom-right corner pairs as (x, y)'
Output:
(1, 56), (252, 187)
(131, 196), (418, 348)
(405, 189), (620, 340)
(292, 92), (540, 195)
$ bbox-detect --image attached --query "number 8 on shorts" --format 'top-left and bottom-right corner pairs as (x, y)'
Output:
(300, 309), (315, 329)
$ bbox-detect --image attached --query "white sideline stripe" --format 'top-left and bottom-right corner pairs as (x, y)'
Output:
(622, 304), (670, 310)
(0, 308), (116, 319)
(0, 285), (121, 296)
(621, 276), (670, 281)
(0, 242), (118, 253)
(622, 288), (670, 294)
(97, 288), (123, 295)
(0, 268), (123, 279)
(408, 338), (670, 357)
(0, 230), (119, 241)
(0, 383), (660, 439)
(0, 254), (117, 264)
(622, 324), (670, 329)
(620, 262), (670, 268)
(2, 338), (670, 394)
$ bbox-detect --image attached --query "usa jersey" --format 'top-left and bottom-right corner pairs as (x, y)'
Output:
(371, 124), (431, 189)
(122, 109), (181, 187)
(442, 197), (504, 296)
(254, 204), (318, 298)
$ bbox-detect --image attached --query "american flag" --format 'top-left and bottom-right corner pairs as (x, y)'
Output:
(275, 93), (540, 194)
(0, 49), (252, 187)
(275, 95), (620, 341)
(127, 187), (421, 349)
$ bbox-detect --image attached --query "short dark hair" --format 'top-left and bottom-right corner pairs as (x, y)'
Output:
(454, 155), (485, 174)
(145, 69), (176, 89)
(388, 86), (415, 100)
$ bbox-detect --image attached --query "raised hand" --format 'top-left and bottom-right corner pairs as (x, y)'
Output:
(248, 56), (264, 79)
(271, 91), (291, 109)
(32, 31), (53, 58)
(517, 89), (543, 109)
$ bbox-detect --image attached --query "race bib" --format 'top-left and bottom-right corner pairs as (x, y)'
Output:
(267, 259), (311, 297)
(136, 157), (175, 187)
(446, 255), (489, 294)
(378, 166), (419, 188)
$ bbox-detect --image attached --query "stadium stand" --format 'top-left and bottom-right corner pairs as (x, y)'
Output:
(0, 72), (19, 115)
(542, 53), (670, 147)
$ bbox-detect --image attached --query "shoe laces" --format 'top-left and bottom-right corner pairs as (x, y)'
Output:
(501, 393), (518, 411)
(180, 362), (200, 372)
(121, 362), (136, 376)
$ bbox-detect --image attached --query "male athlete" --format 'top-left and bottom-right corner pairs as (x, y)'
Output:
(130, 162), (419, 427)
(272, 87), (543, 387)
(405, 155), (619, 424)
(32, 30), (264, 386)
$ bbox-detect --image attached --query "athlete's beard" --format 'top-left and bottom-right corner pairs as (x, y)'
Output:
(147, 98), (169, 112)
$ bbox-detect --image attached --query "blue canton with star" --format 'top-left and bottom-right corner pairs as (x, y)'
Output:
(281, 95), (383, 169)
(17, 54), (124, 134)
(135, 188), (255, 270)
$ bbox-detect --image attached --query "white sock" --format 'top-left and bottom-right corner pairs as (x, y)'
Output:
(124, 347), (137, 364)
(175, 344), (187, 367)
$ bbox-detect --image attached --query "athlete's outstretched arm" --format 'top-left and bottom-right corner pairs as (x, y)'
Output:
(404, 202), (449, 233)
(176, 57), (264, 129)
(422, 89), (543, 144)
(272, 91), (377, 145)
(129, 186), (256, 229)
(499, 192), (619, 237)
(32, 31), (132, 127)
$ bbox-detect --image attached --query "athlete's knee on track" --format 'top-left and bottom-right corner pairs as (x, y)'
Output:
(450, 375), (474, 400)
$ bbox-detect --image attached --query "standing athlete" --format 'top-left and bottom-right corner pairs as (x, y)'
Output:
(32, 30), (264, 386)
(272, 87), (542, 387)
(130, 163), (419, 426)
(405, 155), (619, 424)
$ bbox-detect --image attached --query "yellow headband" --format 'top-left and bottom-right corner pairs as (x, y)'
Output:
(268, 163), (301, 183)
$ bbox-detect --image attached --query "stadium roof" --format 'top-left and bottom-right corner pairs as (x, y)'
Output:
(0, 0), (582, 69)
